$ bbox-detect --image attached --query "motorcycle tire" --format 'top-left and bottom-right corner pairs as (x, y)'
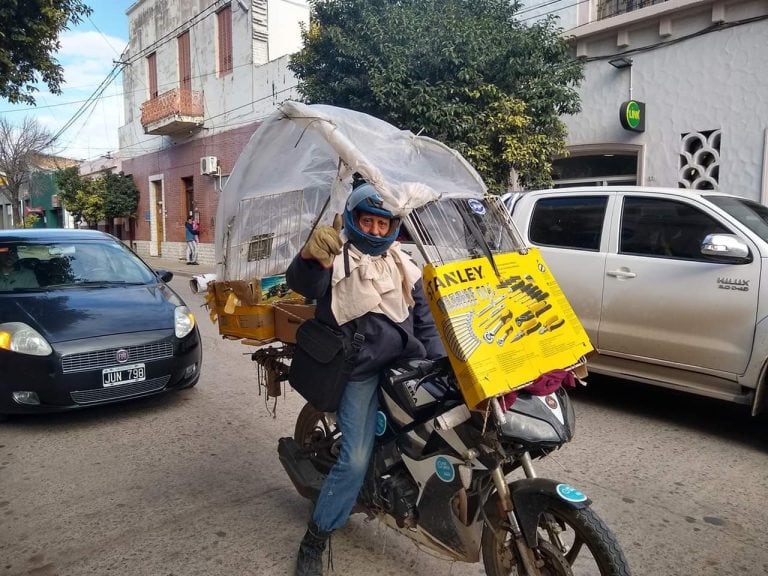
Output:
(536, 502), (630, 576)
(482, 495), (631, 576)
(294, 402), (341, 460)
(482, 525), (571, 576)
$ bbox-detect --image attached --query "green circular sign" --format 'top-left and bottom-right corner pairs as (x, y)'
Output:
(625, 101), (641, 129)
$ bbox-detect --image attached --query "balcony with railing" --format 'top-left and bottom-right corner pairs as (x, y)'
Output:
(140, 88), (204, 136)
(597, 0), (669, 20)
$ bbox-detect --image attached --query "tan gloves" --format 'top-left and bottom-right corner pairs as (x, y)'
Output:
(301, 214), (343, 268)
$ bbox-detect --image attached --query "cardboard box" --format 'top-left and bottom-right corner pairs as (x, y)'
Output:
(215, 303), (276, 341)
(422, 248), (593, 408)
(207, 282), (276, 341)
(274, 302), (316, 343)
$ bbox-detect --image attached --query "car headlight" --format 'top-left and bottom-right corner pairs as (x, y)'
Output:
(174, 306), (196, 338)
(0, 322), (53, 356)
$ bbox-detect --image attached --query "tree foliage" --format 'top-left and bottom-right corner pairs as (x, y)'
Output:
(0, 0), (92, 105)
(0, 116), (53, 226)
(55, 167), (139, 227)
(102, 171), (139, 219)
(289, 0), (583, 192)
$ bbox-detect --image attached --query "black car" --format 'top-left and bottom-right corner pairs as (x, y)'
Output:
(0, 228), (202, 420)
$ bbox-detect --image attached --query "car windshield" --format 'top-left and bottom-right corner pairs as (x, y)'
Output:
(0, 239), (158, 293)
(706, 195), (768, 242)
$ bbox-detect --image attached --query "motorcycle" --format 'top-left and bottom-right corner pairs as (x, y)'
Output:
(214, 102), (630, 575)
(277, 357), (631, 576)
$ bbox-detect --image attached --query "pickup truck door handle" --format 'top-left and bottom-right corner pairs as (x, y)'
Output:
(606, 268), (637, 279)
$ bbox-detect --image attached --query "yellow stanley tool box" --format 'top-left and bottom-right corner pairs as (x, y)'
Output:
(423, 248), (593, 408)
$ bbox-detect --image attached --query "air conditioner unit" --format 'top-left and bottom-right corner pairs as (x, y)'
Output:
(200, 156), (219, 176)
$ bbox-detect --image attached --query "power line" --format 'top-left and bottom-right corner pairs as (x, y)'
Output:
(45, 64), (125, 149)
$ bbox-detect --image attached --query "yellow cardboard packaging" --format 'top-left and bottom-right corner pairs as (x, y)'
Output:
(208, 281), (276, 342)
(422, 249), (593, 408)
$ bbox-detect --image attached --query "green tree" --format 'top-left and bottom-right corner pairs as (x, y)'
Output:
(54, 166), (103, 227)
(0, 1), (92, 105)
(55, 167), (138, 227)
(289, 0), (582, 192)
(101, 171), (139, 219)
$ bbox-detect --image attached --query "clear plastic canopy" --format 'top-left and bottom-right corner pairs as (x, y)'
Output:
(215, 102), (488, 280)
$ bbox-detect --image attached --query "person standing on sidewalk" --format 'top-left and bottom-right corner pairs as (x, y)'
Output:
(185, 216), (198, 265)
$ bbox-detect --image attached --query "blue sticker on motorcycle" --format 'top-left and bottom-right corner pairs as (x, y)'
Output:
(467, 199), (486, 215)
(375, 411), (387, 436)
(435, 456), (455, 482)
(556, 483), (588, 503)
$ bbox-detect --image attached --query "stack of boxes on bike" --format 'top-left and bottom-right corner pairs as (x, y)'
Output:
(205, 274), (315, 345)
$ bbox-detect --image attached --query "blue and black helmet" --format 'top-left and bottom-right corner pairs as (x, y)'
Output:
(343, 183), (401, 256)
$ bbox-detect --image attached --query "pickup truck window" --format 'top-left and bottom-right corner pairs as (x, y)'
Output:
(529, 196), (607, 251)
(620, 197), (729, 259)
(707, 195), (768, 242)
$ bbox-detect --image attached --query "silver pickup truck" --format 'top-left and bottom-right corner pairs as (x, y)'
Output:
(506, 186), (768, 416)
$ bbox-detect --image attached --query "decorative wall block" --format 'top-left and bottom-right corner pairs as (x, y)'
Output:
(678, 129), (721, 190)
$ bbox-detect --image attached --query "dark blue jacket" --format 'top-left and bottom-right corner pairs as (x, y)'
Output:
(286, 252), (445, 380)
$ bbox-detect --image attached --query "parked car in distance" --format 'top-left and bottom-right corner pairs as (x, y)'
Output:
(506, 186), (768, 415)
(0, 228), (202, 421)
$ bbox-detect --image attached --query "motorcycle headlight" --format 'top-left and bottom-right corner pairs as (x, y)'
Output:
(500, 413), (561, 444)
(174, 306), (196, 338)
(0, 322), (53, 356)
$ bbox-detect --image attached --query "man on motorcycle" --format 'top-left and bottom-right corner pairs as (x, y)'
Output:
(286, 181), (445, 576)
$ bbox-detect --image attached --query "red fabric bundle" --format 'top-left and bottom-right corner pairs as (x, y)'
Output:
(499, 369), (577, 411)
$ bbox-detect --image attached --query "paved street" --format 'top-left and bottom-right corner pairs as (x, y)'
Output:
(1, 274), (767, 576)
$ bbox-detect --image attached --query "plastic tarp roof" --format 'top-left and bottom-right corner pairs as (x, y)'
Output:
(215, 101), (487, 280)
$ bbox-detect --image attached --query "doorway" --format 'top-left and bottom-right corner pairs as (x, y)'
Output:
(552, 148), (641, 188)
(149, 177), (164, 256)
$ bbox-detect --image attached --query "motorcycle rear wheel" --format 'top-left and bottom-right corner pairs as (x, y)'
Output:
(294, 402), (340, 455)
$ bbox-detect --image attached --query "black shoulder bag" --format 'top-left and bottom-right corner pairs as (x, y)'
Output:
(288, 243), (367, 412)
(288, 317), (366, 412)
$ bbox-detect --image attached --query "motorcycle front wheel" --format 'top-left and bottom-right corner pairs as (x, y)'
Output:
(536, 502), (630, 576)
(482, 496), (631, 576)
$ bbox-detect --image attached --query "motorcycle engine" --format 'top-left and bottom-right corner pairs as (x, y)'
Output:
(378, 469), (419, 528)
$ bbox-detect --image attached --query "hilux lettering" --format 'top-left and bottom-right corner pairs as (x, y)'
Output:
(717, 277), (750, 292)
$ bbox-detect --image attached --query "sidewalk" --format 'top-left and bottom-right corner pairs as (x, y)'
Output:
(143, 255), (216, 279)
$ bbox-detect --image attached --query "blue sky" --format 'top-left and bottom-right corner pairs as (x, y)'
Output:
(0, 1), (134, 161)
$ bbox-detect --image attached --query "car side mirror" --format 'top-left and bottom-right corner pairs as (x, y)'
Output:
(701, 234), (751, 263)
(155, 269), (174, 282)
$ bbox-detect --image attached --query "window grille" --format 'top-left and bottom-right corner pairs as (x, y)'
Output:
(597, 0), (668, 20)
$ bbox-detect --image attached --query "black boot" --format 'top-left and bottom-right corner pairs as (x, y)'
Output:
(295, 522), (330, 576)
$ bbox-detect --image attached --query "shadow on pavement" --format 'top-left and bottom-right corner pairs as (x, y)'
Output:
(570, 373), (768, 451)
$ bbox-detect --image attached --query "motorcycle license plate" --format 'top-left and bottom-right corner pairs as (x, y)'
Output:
(102, 363), (146, 387)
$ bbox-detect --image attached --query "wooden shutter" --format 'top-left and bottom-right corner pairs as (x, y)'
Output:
(217, 5), (233, 75)
(178, 32), (191, 91)
(147, 52), (158, 98)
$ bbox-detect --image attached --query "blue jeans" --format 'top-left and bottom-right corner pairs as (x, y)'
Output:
(186, 240), (197, 263)
(312, 373), (380, 532)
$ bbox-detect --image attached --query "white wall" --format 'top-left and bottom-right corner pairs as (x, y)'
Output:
(119, 0), (307, 158)
(565, 13), (768, 199)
